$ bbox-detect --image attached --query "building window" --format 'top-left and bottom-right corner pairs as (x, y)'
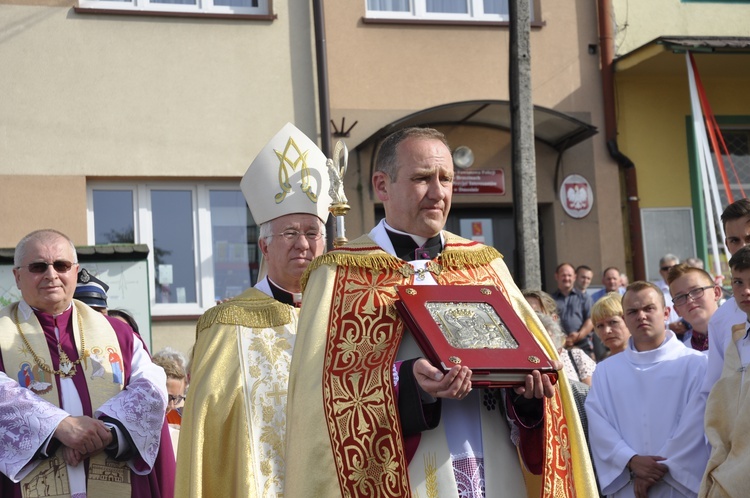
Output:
(711, 127), (750, 206)
(88, 182), (258, 316)
(77, 0), (268, 16)
(365, 0), (530, 21)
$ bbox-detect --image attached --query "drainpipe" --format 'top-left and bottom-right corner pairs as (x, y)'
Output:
(312, 0), (335, 248)
(312, 0), (332, 157)
(598, 0), (646, 281)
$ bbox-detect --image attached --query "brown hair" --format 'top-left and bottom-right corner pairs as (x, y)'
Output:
(624, 280), (665, 307)
(666, 263), (713, 286)
(374, 127), (449, 181)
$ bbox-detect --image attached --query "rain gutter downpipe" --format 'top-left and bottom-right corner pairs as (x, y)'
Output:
(598, 0), (646, 280)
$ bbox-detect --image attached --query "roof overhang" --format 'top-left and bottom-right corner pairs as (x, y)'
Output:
(614, 36), (750, 75)
(357, 100), (598, 153)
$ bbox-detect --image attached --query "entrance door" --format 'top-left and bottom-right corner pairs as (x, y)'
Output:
(444, 207), (516, 274)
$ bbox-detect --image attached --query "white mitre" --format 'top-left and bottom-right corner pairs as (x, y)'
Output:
(241, 122), (332, 225)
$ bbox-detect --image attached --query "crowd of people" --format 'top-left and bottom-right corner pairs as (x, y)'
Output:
(0, 124), (748, 497)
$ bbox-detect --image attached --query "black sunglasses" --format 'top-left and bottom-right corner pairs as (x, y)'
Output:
(17, 260), (76, 274)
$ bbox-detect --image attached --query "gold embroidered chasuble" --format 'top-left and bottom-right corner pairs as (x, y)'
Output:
(284, 232), (597, 498)
(175, 287), (298, 498)
(0, 301), (130, 498)
(700, 322), (750, 497)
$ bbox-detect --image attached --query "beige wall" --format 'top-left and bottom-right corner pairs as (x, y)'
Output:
(0, 2), (319, 178)
(0, 176), (88, 247)
(617, 52), (750, 210)
(0, 1), (319, 349)
(152, 320), (197, 362)
(612, 0), (750, 57)
(324, 0), (625, 287)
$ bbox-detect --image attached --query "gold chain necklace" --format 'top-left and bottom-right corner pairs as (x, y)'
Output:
(13, 303), (88, 379)
(398, 262), (443, 281)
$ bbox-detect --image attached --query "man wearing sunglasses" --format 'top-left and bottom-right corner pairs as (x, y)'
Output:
(176, 123), (332, 498)
(0, 229), (175, 497)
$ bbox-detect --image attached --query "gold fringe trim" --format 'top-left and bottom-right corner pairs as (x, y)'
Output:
(196, 291), (292, 337)
(301, 252), (403, 290)
(301, 234), (503, 291)
(440, 244), (502, 268)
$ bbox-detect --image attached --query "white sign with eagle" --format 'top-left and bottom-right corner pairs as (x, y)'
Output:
(560, 174), (593, 219)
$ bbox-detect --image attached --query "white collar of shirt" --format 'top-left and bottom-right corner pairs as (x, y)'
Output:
(369, 219), (445, 258)
(17, 300), (72, 320)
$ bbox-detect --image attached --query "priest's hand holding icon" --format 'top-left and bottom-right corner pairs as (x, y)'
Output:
(413, 358), (472, 399)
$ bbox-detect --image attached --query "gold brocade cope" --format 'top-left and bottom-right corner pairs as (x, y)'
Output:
(291, 232), (597, 497)
(699, 323), (750, 498)
(0, 302), (130, 498)
(322, 262), (411, 497)
(176, 287), (298, 498)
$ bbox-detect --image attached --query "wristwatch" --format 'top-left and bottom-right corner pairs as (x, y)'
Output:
(107, 426), (119, 451)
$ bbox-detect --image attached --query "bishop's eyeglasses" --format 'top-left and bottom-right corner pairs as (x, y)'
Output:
(274, 230), (324, 242)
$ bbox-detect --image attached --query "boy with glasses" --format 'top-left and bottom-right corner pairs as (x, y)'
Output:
(667, 263), (721, 352)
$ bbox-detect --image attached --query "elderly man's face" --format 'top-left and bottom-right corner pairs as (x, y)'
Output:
(373, 137), (453, 238)
(602, 269), (621, 292)
(555, 264), (575, 294)
(13, 236), (79, 315)
(658, 258), (678, 282)
(259, 213), (325, 293)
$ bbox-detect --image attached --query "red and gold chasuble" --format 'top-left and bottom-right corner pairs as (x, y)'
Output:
(288, 233), (596, 498)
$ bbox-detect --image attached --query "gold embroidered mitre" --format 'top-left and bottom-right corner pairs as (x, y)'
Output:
(240, 122), (333, 225)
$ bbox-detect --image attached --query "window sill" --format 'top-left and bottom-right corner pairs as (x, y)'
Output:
(74, 6), (277, 21)
(361, 16), (546, 28)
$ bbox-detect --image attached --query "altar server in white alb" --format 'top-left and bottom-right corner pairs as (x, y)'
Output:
(585, 280), (710, 498)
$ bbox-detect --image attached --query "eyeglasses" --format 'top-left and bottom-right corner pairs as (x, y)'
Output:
(168, 394), (186, 404)
(274, 230), (324, 242)
(16, 260), (77, 274)
(660, 265), (676, 272)
(672, 285), (715, 306)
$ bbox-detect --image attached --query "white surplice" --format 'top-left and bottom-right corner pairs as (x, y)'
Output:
(585, 332), (710, 497)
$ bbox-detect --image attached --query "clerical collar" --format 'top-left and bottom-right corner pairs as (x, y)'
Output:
(267, 277), (302, 307)
(21, 300), (73, 319)
(384, 226), (442, 262)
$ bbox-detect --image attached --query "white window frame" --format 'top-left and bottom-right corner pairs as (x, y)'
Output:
(77, 0), (269, 16)
(87, 181), (248, 317)
(365, 0), (527, 22)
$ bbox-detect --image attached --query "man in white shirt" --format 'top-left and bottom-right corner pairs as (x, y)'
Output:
(586, 281), (709, 497)
(702, 198), (750, 394)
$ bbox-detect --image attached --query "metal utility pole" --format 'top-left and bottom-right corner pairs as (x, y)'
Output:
(509, 0), (541, 289)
